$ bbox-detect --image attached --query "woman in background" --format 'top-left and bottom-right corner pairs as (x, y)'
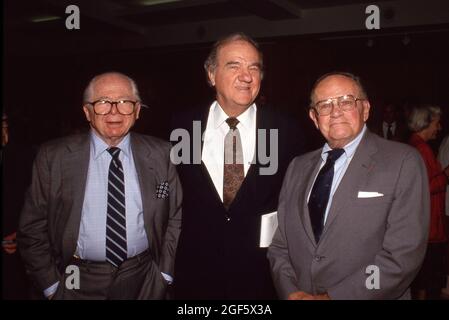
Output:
(408, 105), (449, 299)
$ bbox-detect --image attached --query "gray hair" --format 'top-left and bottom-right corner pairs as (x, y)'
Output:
(204, 32), (264, 86)
(407, 105), (441, 133)
(83, 72), (141, 103)
(310, 71), (368, 107)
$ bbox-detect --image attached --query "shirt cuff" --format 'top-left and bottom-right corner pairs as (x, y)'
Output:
(161, 272), (173, 285)
(44, 281), (59, 298)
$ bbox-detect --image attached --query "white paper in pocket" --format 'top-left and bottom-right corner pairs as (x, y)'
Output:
(357, 191), (384, 198)
(259, 211), (278, 248)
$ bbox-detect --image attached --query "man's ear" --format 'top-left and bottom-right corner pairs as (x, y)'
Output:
(362, 100), (371, 122)
(207, 68), (216, 87)
(83, 105), (91, 122)
(135, 104), (141, 120)
(309, 108), (319, 129)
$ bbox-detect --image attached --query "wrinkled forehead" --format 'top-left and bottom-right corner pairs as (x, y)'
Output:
(217, 40), (261, 63)
(91, 75), (135, 98)
(314, 75), (361, 100)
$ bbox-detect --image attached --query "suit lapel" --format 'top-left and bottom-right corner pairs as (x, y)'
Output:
(299, 151), (323, 246)
(197, 107), (225, 206)
(321, 131), (378, 238)
(61, 135), (90, 259)
(130, 134), (158, 246)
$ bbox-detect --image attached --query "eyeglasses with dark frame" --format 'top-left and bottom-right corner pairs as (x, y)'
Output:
(86, 99), (140, 115)
(312, 95), (365, 116)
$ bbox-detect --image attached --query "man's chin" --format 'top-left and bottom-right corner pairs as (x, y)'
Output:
(329, 131), (353, 143)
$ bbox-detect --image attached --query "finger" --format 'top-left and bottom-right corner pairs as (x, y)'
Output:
(4, 232), (17, 240)
(288, 292), (306, 300)
(4, 248), (17, 254)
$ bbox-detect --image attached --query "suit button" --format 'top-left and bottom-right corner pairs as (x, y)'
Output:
(314, 255), (323, 262)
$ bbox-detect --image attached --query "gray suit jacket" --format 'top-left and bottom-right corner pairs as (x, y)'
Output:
(268, 130), (429, 299)
(18, 132), (182, 297)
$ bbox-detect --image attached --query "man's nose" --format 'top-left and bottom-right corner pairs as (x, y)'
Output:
(110, 103), (119, 115)
(238, 68), (252, 82)
(330, 101), (343, 117)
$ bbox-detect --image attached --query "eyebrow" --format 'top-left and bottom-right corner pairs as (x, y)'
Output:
(225, 61), (241, 67)
(225, 61), (261, 69)
(91, 96), (135, 101)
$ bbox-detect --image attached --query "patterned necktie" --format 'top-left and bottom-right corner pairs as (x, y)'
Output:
(223, 117), (244, 210)
(308, 148), (344, 243)
(106, 147), (127, 267)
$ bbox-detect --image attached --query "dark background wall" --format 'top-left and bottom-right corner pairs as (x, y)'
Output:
(3, 0), (449, 152)
(4, 30), (449, 151)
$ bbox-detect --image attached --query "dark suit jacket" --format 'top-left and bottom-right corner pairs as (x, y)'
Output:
(268, 130), (429, 299)
(371, 121), (409, 143)
(171, 105), (305, 299)
(18, 132), (182, 298)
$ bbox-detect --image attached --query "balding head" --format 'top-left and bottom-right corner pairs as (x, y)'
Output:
(310, 72), (367, 107)
(83, 72), (141, 104)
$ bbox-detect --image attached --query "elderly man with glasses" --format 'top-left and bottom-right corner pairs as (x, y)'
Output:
(18, 72), (182, 300)
(268, 72), (429, 300)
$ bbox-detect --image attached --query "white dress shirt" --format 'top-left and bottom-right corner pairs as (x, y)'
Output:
(202, 101), (257, 201)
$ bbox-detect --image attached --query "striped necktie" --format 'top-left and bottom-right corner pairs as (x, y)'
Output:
(106, 147), (127, 267)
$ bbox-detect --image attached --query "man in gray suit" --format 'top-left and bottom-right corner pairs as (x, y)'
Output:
(268, 72), (429, 300)
(18, 72), (182, 299)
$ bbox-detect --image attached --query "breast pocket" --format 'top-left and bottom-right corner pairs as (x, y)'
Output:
(353, 194), (394, 207)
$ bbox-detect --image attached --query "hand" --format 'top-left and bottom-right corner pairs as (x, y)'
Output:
(288, 291), (330, 300)
(2, 232), (17, 254)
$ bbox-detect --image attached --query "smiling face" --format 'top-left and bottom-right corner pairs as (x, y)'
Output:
(309, 75), (370, 148)
(83, 73), (141, 146)
(208, 40), (262, 117)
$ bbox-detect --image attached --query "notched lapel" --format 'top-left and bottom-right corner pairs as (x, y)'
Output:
(299, 153), (323, 246)
(61, 136), (90, 260)
(321, 132), (378, 238)
(131, 135), (158, 239)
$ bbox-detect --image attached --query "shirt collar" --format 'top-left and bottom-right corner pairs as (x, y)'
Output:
(212, 101), (257, 130)
(321, 124), (367, 161)
(90, 129), (131, 160)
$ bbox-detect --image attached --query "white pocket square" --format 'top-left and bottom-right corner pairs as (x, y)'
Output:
(357, 191), (384, 198)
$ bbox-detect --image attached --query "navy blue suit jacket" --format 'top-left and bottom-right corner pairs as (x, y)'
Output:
(171, 105), (305, 299)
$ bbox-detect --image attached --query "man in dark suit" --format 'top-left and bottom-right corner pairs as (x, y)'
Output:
(172, 33), (305, 299)
(372, 103), (408, 142)
(18, 72), (182, 299)
(268, 72), (429, 299)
